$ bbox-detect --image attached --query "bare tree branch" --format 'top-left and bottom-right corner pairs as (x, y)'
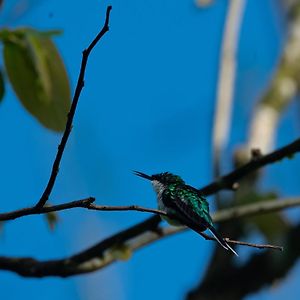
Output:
(0, 200), (167, 222)
(199, 232), (283, 251)
(2, 196), (300, 277)
(88, 204), (167, 216)
(200, 137), (300, 195)
(213, 197), (300, 221)
(35, 6), (112, 209)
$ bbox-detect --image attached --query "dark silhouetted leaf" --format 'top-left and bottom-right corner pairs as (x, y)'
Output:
(1, 28), (71, 131)
(250, 213), (289, 242)
(0, 69), (4, 102)
(244, 192), (290, 242)
(45, 210), (59, 231)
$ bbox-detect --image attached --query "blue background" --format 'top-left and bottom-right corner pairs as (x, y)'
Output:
(1, 0), (300, 299)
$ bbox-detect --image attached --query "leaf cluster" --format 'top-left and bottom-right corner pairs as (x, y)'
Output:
(0, 28), (71, 131)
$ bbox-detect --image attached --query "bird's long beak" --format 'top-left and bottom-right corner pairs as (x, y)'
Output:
(133, 171), (153, 181)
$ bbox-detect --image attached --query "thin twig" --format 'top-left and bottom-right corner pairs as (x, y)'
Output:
(0, 201), (166, 222)
(35, 6), (112, 209)
(199, 232), (283, 251)
(223, 238), (283, 251)
(88, 204), (167, 216)
(2, 195), (300, 223)
(213, 197), (300, 222)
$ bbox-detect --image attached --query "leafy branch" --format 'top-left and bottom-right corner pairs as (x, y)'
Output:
(200, 137), (300, 195)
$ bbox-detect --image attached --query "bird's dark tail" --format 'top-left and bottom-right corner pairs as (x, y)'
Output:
(171, 210), (238, 256)
(208, 225), (238, 257)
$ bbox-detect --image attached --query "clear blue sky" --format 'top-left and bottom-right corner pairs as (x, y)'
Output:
(0, 0), (299, 299)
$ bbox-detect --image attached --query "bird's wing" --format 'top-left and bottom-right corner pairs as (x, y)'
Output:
(168, 188), (213, 228)
(169, 193), (212, 232)
(169, 190), (238, 256)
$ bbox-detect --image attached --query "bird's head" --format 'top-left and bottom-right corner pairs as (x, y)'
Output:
(134, 171), (185, 187)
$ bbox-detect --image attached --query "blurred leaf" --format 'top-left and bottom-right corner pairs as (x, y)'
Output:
(1, 28), (71, 131)
(110, 244), (132, 261)
(45, 211), (59, 231)
(35, 30), (63, 37)
(244, 192), (290, 241)
(250, 213), (289, 242)
(241, 190), (272, 206)
(0, 69), (4, 102)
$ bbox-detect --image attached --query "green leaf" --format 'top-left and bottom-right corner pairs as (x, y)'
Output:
(45, 210), (59, 231)
(2, 28), (71, 131)
(250, 213), (289, 242)
(244, 192), (290, 242)
(0, 69), (4, 102)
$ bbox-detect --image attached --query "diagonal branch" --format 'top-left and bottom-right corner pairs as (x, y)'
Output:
(35, 6), (112, 209)
(200, 138), (300, 195)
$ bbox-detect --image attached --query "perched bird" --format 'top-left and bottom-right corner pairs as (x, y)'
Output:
(134, 171), (238, 256)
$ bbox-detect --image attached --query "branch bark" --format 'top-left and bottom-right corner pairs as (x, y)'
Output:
(200, 137), (300, 195)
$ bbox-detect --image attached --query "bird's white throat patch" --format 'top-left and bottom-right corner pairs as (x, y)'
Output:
(152, 180), (164, 197)
(152, 180), (165, 211)
(152, 180), (181, 226)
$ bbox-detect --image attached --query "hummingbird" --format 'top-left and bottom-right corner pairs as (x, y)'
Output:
(134, 171), (238, 256)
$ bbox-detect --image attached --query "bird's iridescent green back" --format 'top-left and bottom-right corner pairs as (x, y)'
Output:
(165, 183), (213, 227)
